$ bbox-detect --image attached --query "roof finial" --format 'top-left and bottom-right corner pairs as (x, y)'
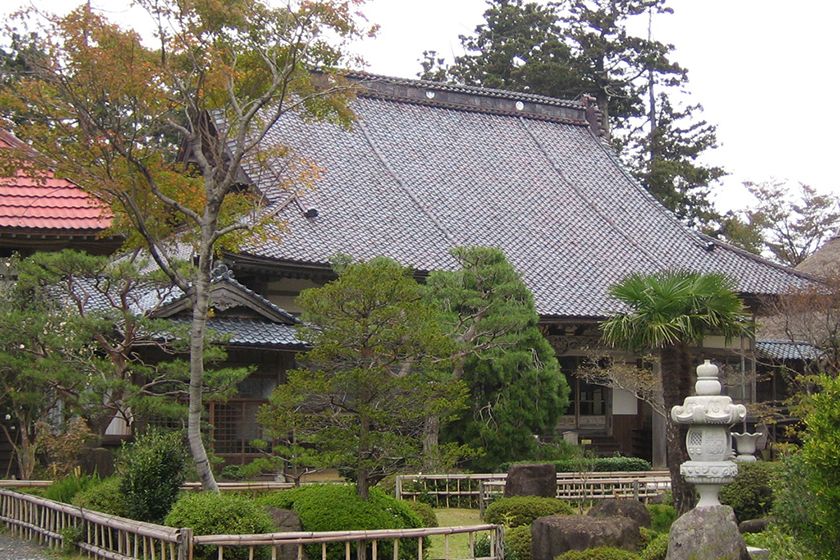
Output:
(581, 95), (605, 137)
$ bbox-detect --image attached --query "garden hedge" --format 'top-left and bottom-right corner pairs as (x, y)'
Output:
(165, 492), (275, 560)
(555, 547), (640, 560)
(71, 476), (127, 517)
(505, 525), (532, 560)
(259, 484), (424, 560)
(484, 496), (574, 527)
(719, 461), (780, 522)
(499, 457), (651, 473)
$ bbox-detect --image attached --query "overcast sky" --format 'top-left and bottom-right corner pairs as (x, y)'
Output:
(3, 0), (839, 213)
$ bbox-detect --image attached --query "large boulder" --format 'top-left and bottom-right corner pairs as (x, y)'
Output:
(531, 515), (641, 560)
(266, 508), (304, 560)
(588, 498), (651, 528)
(666, 506), (749, 560)
(505, 463), (556, 498)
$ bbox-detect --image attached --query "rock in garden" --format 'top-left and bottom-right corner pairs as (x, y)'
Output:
(266, 508), (304, 560)
(738, 518), (770, 534)
(666, 506), (749, 560)
(588, 498), (651, 528)
(505, 463), (556, 498)
(531, 515), (641, 560)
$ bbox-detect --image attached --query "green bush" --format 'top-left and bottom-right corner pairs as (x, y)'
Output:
(798, 374), (840, 558)
(44, 473), (98, 504)
(743, 525), (819, 560)
(119, 430), (188, 523)
(71, 477), (127, 517)
(259, 484), (424, 560)
(505, 525), (532, 560)
(165, 492), (275, 560)
(719, 461), (780, 522)
(500, 457), (651, 473)
(402, 500), (438, 527)
(484, 496), (574, 527)
(555, 547), (640, 560)
(645, 504), (676, 534)
(639, 533), (668, 560)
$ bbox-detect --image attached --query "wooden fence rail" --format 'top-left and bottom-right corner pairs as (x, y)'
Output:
(395, 471), (672, 511)
(0, 479), (296, 492)
(0, 489), (190, 559)
(194, 524), (504, 560)
(0, 489), (504, 560)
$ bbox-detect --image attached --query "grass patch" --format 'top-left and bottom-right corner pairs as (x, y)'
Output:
(429, 508), (483, 559)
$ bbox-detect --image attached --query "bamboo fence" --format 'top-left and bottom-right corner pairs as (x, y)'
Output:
(394, 471), (672, 512)
(0, 488), (190, 559)
(0, 488), (504, 560)
(0, 479), (295, 492)
(193, 524), (503, 560)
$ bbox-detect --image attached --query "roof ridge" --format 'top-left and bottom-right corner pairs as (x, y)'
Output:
(695, 232), (821, 284)
(346, 71), (585, 108)
(347, 71), (599, 130)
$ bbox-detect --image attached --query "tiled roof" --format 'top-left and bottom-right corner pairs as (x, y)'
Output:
(167, 317), (304, 348)
(0, 130), (111, 232)
(235, 74), (813, 318)
(755, 340), (820, 361)
(55, 269), (302, 349)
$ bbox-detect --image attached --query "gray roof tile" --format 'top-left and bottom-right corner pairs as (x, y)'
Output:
(239, 75), (813, 318)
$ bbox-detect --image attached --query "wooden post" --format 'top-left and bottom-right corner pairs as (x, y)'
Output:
(176, 527), (193, 560)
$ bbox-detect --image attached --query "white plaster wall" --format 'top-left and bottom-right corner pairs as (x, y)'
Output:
(612, 388), (638, 416)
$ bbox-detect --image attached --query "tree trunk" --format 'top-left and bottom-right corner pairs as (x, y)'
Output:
(660, 344), (695, 513)
(421, 415), (440, 469)
(357, 415), (370, 499)
(187, 246), (218, 492)
(15, 424), (37, 480)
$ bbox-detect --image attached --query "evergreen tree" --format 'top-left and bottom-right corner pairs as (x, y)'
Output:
(260, 257), (466, 498)
(420, 0), (724, 228)
(426, 247), (569, 470)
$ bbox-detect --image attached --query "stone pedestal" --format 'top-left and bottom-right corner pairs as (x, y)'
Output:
(666, 506), (748, 560)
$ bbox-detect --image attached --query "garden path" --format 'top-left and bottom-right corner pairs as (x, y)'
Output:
(0, 531), (51, 560)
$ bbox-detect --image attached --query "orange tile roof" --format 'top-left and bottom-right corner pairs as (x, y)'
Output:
(0, 130), (111, 232)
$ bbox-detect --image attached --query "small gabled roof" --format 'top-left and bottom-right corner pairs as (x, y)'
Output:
(151, 264), (298, 325)
(234, 73), (812, 319)
(0, 129), (112, 233)
(55, 263), (302, 349)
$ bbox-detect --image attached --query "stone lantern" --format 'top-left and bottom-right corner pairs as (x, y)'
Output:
(671, 360), (746, 507)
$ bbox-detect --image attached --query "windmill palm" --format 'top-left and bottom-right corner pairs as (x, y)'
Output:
(601, 270), (751, 513)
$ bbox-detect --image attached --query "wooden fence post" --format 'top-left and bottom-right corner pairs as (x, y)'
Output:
(177, 527), (193, 560)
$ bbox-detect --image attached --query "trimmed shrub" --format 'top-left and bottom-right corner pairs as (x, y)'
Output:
(555, 547), (640, 560)
(719, 461), (780, 522)
(165, 492), (275, 560)
(44, 473), (98, 504)
(485, 496), (574, 527)
(639, 533), (668, 560)
(743, 526), (820, 560)
(72, 476), (127, 517)
(500, 457), (651, 473)
(645, 504), (676, 534)
(505, 525), (532, 560)
(119, 430), (188, 523)
(259, 484), (424, 560)
(402, 500), (438, 527)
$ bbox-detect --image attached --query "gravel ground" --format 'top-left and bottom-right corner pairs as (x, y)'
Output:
(0, 531), (52, 560)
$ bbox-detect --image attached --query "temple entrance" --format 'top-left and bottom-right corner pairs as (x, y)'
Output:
(557, 357), (610, 433)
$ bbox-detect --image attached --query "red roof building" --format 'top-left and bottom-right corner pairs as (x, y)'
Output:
(0, 129), (119, 256)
